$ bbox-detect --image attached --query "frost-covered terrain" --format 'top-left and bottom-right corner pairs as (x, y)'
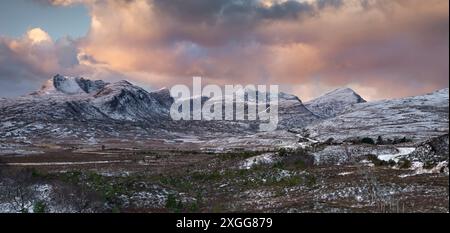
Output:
(0, 75), (319, 142)
(0, 75), (448, 213)
(305, 88), (366, 118)
(3, 75), (446, 145)
(305, 88), (449, 142)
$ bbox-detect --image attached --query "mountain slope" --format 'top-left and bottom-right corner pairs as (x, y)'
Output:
(0, 75), (448, 143)
(156, 86), (319, 128)
(0, 75), (318, 140)
(305, 88), (366, 118)
(2, 75), (169, 123)
(305, 88), (449, 142)
(92, 80), (169, 121)
(277, 93), (320, 128)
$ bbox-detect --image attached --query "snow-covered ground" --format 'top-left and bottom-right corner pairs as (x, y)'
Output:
(239, 153), (278, 169)
(399, 161), (449, 178)
(378, 147), (416, 162)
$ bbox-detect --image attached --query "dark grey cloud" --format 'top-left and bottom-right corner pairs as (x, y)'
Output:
(0, 44), (46, 96)
(152, 0), (314, 22)
(151, 0), (333, 47)
(317, 0), (343, 9)
(1, 0), (448, 100)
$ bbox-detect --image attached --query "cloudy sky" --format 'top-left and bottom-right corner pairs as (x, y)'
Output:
(0, 0), (448, 100)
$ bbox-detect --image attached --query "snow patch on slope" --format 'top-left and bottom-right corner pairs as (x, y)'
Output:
(378, 147), (416, 162)
(240, 153), (278, 169)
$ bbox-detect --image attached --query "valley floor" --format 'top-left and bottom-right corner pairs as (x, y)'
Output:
(0, 143), (448, 213)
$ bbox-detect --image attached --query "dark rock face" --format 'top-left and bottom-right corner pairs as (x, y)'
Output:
(149, 88), (174, 109)
(278, 99), (320, 128)
(64, 101), (107, 120)
(76, 78), (109, 94)
(53, 74), (109, 94)
(404, 134), (449, 164)
(93, 81), (170, 121)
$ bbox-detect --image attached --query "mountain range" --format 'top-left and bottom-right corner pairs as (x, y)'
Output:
(0, 74), (448, 145)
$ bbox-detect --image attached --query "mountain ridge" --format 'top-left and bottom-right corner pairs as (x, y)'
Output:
(306, 88), (449, 142)
(305, 87), (366, 118)
(0, 75), (448, 144)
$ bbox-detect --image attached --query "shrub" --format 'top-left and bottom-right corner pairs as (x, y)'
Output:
(423, 161), (436, 170)
(376, 136), (383, 145)
(367, 154), (395, 167)
(165, 193), (178, 210)
(275, 148), (314, 170)
(304, 174), (317, 187)
(188, 202), (199, 212)
(272, 161), (284, 169)
(392, 137), (412, 144)
(33, 201), (47, 213)
(31, 169), (48, 179)
(165, 193), (185, 213)
(361, 137), (375, 145)
(325, 138), (334, 145)
(277, 148), (308, 157)
(294, 159), (306, 170)
(191, 171), (221, 181)
(277, 148), (290, 157)
(398, 159), (412, 169)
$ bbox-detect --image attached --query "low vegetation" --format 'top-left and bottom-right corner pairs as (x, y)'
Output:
(366, 154), (396, 167)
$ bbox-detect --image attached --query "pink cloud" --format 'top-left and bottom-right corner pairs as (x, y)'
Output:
(1, 0), (448, 100)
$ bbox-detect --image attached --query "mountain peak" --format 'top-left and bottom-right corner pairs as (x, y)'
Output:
(37, 74), (108, 95)
(330, 87), (355, 93)
(114, 80), (133, 86)
(305, 87), (366, 118)
(312, 87), (366, 104)
(324, 87), (360, 97)
(154, 87), (169, 92)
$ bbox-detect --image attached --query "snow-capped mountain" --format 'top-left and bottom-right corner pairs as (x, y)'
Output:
(0, 75), (448, 144)
(148, 88), (174, 109)
(305, 88), (449, 142)
(91, 80), (170, 121)
(277, 93), (319, 128)
(154, 85), (319, 128)
(0, 75), (319, 140)
(305, 87), (366, 118)
(35, 74), (108, 95)
(3, 75), (170, 123)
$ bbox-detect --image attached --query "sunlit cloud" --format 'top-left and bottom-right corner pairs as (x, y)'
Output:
(26, 28), (53, 45)
(1, 0), (448, 100)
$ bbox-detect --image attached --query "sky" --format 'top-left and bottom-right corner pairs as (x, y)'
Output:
(0, 0), (89, 39)
(0, 0), (448, 101)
